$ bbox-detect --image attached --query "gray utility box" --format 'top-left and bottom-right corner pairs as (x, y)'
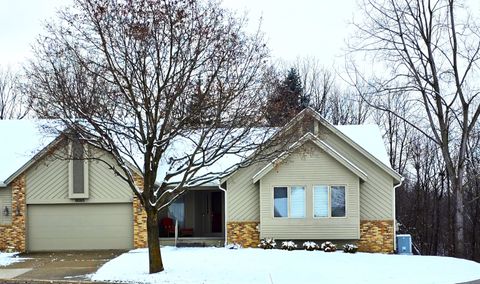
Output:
(397, 234), (412, 255)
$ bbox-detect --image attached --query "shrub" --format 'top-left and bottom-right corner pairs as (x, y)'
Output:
(303, 241), (319, 251)
(281, 241), (297, 251)
(320, 241), (337, 252)
(226, 243), (242, 250)
(343, 244), (358, 253)
(258, 238), (276, 249)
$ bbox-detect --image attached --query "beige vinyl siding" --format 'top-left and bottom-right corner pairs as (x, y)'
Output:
(318, 126), (394, 220)
(26, 147), (133, 204)
(226, 163), (265, 221)
(259, 142), (360, 240)
(0, 187), (12, 224)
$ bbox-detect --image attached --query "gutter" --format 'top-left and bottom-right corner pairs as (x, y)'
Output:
(393, 177), (404, 252)
(218, 183), (228, 247)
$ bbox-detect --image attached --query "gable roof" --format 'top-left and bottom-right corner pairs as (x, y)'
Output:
(284, 108), (401, 183)
(0, 120), (142, 188)
(251, 132), (369, 183)
(0, 109), (401, 187)
(308, 109), (401, 183)
(0, 120), (57, 187)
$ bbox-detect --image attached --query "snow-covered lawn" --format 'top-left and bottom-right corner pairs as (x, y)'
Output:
(91, 247), (480, 284)
(0, 252), (22, 267)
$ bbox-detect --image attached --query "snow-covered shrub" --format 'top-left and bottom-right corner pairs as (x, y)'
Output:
(303, 241), (319, 251)
(226, 243), (242, 250)
(258, 238), (276, 249)
(343, 244), (358, 253)
(320, 241), (337, 252)
(281, 241), (297, 251)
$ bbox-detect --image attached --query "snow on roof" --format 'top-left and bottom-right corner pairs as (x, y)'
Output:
(156, 128), (274, 186)
(335, 124), (391, 168)
(0, 119), (392, 188)
(157, 124), (393, 186)
(0, 120), (57, 187)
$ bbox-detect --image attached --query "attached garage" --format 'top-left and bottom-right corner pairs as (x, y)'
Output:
(27, 203), (133, 251)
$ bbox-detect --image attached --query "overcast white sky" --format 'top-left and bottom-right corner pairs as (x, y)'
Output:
(0, 0), (358, 70)
(1, 0), (479, 71)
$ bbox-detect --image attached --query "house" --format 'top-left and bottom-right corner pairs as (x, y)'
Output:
(223, 109), (402, 253)
(0, 108), (401, 253)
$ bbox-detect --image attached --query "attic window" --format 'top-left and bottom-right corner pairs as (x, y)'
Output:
(69, 139), (89, 199)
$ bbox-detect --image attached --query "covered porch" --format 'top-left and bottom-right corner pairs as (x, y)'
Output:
(158, 187), (225, 247)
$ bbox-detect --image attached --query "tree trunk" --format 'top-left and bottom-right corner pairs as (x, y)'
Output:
(146, 209), (164, 273)
(454, 179), (465, 258)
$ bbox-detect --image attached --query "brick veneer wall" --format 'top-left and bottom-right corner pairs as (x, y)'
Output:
(132, 174), (148, 248)
(227, 221), (260, 248)
(358, 220), (394, 253)
(0, 174), (26, 252)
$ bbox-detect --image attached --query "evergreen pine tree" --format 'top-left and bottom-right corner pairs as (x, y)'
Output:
(265, 68), (309, 126)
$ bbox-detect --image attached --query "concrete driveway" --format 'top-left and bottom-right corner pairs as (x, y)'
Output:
(0, 250), (124, 283)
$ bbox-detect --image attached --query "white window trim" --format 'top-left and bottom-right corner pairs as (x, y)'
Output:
(68, 143), (89, 199)
(272, 185), (306, 219)
(313, 184), (347, 219)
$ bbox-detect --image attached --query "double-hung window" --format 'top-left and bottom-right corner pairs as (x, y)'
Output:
(273, 186), (305, 218)
(313, 185), (346, 218)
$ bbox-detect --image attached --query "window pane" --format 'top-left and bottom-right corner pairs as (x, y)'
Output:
(290, 186), (305, 218)
(168, 196), (185, 228)
(274, 187), (288, 217)
(72, 141), (84, 194)
(314, 186), (328, 217)
(331, 186), (346, 217)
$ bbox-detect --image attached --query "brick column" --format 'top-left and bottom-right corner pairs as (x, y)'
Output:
(358, 220), (394, 253)
(132, 173), (147, 248)
(227, 221), (260, 248)
(0, 174), (27, 252)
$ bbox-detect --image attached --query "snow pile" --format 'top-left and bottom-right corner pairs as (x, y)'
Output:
(226, 243), (242, 250)
(90, 247), (480, 284)
(0, 252), (22, 267)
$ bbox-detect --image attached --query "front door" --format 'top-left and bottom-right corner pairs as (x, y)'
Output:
(196, 190), (223, 237)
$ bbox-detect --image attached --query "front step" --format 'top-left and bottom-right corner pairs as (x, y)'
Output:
(160, 237), (225, 247)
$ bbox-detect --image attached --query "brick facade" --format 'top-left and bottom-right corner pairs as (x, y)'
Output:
(133, 196), (148, 248)
(357, 220), (394, 253)
(132, 174), (148, 248)
(0, 174), (27, 252)
(227, 221), (260, 248)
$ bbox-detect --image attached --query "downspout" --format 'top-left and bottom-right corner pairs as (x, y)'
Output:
(218, 183), (227, 247)
(393, 177), (404, 253)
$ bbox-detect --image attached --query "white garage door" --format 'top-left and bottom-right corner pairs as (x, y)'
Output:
(27, 203), (133, 251)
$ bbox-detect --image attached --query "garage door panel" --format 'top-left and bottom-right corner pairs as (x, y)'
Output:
(28, 204), (133, 251)
(31, 225), (131, 238)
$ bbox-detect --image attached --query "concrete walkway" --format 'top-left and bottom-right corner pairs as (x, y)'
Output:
(0, 250), (124, 283)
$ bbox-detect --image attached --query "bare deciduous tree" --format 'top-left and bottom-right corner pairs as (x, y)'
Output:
(350, 0), (480, 257)
(25, 0), (278, 273)
(0, 67), (29, 119)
